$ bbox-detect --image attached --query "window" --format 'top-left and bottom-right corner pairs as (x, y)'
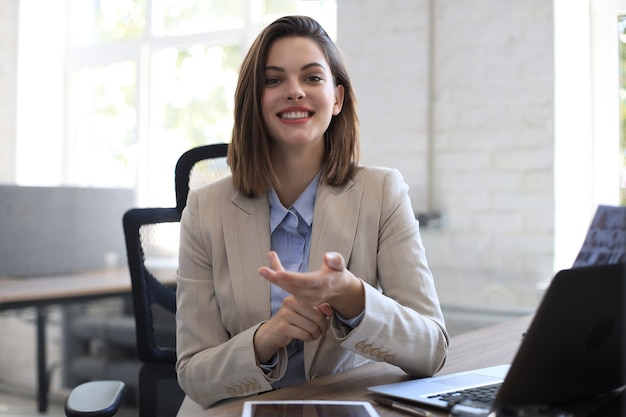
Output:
(553, 0), (624, 269)
(619, 16), (626, 205)
(590, 0), (624, 208)
(17, 0), (336, 206)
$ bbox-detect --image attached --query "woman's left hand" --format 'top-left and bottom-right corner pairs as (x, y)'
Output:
(258, 251), (365, 319)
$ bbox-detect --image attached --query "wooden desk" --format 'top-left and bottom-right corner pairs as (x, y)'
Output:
(177, 315), (532, 417)
(0, 268), (131, 412)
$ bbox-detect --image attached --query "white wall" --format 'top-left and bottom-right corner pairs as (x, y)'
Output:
(338, 0), (555, 311)
(15, 0), (66, 186)
(0, 0), (18, 183)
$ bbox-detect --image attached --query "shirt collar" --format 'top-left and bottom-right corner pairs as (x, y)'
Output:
(268, 172), (321, 232)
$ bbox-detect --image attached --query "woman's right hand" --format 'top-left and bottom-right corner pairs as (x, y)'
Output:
(253, 294), (332, 363)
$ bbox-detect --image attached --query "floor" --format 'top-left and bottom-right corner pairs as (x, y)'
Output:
(0, 392), (65, 417)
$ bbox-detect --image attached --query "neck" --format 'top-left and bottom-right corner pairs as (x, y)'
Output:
(272, 150), (322, 208)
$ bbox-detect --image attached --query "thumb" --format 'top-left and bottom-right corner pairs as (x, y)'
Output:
(316, 303), (334, 317)
(324, 252), (345, 271)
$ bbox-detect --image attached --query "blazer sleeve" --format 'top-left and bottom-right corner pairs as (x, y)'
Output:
(175, 187), (281, 408)
(332, 168), (449, 377)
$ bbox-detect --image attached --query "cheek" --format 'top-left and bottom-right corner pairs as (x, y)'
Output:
(323, 94), (339, 116)
(262, 90), (282, 113)
(261, 96), (274, 119)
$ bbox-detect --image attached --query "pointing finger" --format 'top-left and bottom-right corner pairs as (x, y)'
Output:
(268, 251), (285, 272)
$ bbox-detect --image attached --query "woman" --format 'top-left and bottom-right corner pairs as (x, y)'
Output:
(175, 15), (448, 408)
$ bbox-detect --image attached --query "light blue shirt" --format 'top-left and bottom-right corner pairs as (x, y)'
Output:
(262, 172), (363, 388)
(265, 173), (319, 388)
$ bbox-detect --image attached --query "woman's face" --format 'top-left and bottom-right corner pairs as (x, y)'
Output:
(262, 36), (344, 153)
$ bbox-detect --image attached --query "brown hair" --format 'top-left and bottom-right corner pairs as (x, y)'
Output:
(228, 15), (359, 197)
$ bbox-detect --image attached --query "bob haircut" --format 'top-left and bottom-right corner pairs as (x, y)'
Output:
(228, 15), (360, 197)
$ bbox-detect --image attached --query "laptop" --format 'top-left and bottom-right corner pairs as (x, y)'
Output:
(368, 263), (625, 412)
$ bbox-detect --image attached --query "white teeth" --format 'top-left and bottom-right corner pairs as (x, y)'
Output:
(280, 111), (310, 120)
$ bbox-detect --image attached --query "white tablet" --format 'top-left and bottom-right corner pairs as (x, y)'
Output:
(242, 400), (380, 417)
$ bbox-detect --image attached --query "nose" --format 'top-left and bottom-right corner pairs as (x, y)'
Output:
(285, 79), (305, 101)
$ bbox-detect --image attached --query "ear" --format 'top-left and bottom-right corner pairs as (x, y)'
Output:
(332, 84), (345, 116)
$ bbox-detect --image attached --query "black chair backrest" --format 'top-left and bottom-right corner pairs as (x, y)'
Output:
(123, 207), (181, 363)
(175, 143), (229, 213)
(124, 143), (229, 364)
(138, 363), (185, 417)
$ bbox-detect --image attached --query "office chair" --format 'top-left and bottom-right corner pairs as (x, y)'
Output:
(65, 143), (229, 417)
(130, 142), (230, 364)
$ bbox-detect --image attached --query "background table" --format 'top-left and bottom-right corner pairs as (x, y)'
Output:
(0, 268), (131, 412)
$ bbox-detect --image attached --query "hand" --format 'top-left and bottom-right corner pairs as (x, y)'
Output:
(253, 294), (331, 363)
(258, 251), (365, 320)
(253, 251), (333, 362)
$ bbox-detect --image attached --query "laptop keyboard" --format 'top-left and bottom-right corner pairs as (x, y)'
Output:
(428, 383), (502, 407)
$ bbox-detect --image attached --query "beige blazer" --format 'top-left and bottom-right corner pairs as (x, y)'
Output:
(176, 166), (449, 408)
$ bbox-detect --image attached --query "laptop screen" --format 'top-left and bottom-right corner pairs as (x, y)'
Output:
(494, 263), (625, 408)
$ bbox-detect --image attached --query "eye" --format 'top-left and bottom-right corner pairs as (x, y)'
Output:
(306, 75), (323, 83)
(265, 77), (281, 86)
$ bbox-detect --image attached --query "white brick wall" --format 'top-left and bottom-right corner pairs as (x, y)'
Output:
(337, 0), (433, 212)
(338, 0), (554, 311)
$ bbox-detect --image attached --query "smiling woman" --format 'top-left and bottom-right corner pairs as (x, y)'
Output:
(175, 15), (449, 409)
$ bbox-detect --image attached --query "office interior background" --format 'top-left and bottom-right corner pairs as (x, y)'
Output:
(0, 0), (624, 405)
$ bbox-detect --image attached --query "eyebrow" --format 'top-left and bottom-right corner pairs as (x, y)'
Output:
(264, 62), (328, 72)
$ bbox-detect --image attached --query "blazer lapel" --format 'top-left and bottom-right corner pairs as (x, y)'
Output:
(308, 177), (363, 270)
(222, 191), (272, 330)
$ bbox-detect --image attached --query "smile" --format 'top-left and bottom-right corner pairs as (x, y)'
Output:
(278, 111), (312, 120)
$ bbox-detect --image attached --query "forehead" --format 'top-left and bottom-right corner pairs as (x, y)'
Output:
(265, 36), (330, 70)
